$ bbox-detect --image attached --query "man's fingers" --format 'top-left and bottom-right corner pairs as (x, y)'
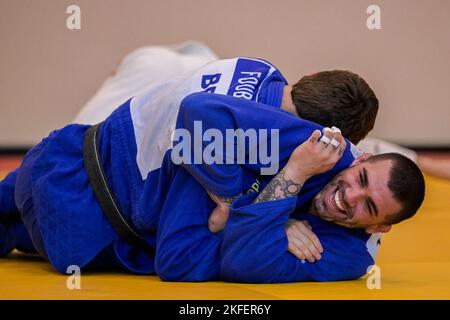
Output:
(286, 225), (314, 261)
(295, 231), (322, 260)
(290, 238), (315, 262)
(330, 126), (347, 155)
(286, 220), (324, 262)
(326, 127), (340, 149)
(291, 223), (321, 260)
(302, 220), (312, 230)
(288, 243), (306, 260)
(308, 129), (322, 144)
(296, 222), (324, 255)
(331, 126), (341, 135)
(319, 127), (333, 146)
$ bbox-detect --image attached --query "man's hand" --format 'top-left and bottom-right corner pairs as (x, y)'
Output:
(252, 126), (346, 204)
(285, 127), (347, 183)
(207, 191), (241, 233)
(208, 126), (346, 230)
(286, 219), (323, 262)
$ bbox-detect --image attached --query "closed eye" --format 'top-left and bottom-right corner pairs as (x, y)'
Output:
(366, 200), (374, 216)
(368, 199), (378, 216)
(359, 171), (365, 188)
(363, 167), (379, 216)
(360, 169), (377, 216)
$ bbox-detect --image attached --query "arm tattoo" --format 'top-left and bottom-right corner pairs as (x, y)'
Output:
(208, 191), (242, 207)
(253, 168), (303, 204)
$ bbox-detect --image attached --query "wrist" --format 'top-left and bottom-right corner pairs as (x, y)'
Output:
(284, 162), (310, 186)
(252, 165), (306, 204)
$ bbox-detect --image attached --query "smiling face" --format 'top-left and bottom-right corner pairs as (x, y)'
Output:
(309, 159), (402, 232)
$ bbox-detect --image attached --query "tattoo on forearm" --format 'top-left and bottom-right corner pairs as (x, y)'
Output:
(218, 194), (242, 206)
(208, 191), (242, 207)
(253, 168), (303, 204)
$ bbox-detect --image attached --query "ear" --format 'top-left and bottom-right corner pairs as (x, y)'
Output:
(350, 152), (372, 167)
(366, 224), (392, 234)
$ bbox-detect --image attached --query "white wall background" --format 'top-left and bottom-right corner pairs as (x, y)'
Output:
(0, 0), (449, 147)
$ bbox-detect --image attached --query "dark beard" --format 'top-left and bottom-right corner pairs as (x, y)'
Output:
(310, 174), (343, 217)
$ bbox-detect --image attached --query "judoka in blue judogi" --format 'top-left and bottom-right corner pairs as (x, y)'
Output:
(0, 58), (380, 282)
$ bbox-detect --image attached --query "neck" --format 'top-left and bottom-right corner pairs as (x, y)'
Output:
(280, 85), (298, 116)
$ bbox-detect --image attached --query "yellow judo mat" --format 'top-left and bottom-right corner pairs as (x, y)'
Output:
(1, 169), (449, 300)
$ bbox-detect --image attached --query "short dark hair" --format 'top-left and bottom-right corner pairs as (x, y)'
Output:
(291, 70), (379, 144)
(368, 153), (425, 225)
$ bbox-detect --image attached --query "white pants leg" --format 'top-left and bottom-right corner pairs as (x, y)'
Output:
(73, 43), (418, 165)
(358, 137), (417, 163)
(73, 41), (218, 125)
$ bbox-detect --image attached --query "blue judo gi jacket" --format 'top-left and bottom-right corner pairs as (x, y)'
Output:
(6, 57), (380, 282)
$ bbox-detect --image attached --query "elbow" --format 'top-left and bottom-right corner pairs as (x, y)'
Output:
(155, 244), (217, 282)
(154, 248), (184, 282)
(179, 92), (227, 123)
(219, 233), (281, 283)
(219, 262), (249, 283)
(220, 253), (269, 283)
(155, 269), (178, 282)
(179, 92), (211, 118)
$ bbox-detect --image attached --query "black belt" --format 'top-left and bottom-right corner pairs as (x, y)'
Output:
(83, 122), (154, 256)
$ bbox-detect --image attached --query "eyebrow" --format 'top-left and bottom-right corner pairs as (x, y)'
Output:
(363, 167), (379, 216)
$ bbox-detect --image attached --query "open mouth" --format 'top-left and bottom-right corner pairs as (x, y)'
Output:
(328, 185), (347, 215)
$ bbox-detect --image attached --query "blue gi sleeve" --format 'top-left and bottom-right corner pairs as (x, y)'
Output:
(0, 169), (20, 216)
(175, 92), (356, 202)
(220, 193), (374, 283)
(154, 166), (224, 282)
